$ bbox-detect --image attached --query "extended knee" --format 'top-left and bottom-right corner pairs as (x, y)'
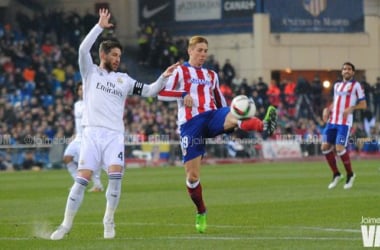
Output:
(77, 169), (92, 181)
(186, 172), (199, 183)
(336, 147), (346, 156)
(321, 145), (334, 154)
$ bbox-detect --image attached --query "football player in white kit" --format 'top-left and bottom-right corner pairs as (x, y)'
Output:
(63, 82), (104, 192)
(50, 8), (179, 240)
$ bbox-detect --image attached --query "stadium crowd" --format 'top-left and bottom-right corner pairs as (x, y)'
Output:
(0, 10), (379, 171)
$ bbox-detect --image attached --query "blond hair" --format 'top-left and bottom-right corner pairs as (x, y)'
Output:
(188, 36), (208, 49)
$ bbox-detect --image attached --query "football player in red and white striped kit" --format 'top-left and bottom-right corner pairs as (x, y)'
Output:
(158, 35), (277, 233)
(322, 62), (367, 190)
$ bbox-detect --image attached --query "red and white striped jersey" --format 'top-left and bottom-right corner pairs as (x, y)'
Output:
(329, 80), (365, 126)
(158, 62), (227, 126)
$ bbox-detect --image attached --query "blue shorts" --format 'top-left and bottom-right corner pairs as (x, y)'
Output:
(180, 107), (231, 162)
(322, 123), (350, 146)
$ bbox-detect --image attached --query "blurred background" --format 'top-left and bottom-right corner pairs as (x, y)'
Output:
(0, 0), (379, 171)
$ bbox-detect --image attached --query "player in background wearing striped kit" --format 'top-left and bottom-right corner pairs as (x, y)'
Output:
(158, 36), (278, 233)
(50, 9), (179, 240)
(321, 62), (367, 190)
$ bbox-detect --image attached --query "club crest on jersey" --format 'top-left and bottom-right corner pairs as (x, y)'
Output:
(117, 77), (123, 83)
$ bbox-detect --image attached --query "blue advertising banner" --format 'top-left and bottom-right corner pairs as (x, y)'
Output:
(138, 0), (364, 35)
(265, 0), (364, 33)
(138, 0), (256, 35)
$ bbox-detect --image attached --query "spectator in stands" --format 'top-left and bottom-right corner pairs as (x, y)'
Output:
(267, 79), (281, 107)
(22, 150), (40, 170)
(137, 24), (150, 65)
(251, 89), (265, 117)
(373, 77), (380, 120)
(295, 76), (315, 120)
(256, 76), (269, 108)
(203, 54), (220, 74)
(359, 75), (373, 121)
(0, 150), (12, 171)
(222, 59), (235, 87)
(237, 78), (251, 97)
(310, 75), (323, 115)
(283, 79), (297, 117)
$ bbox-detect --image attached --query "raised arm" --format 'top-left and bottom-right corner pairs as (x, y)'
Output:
(78, 9), (113, 78)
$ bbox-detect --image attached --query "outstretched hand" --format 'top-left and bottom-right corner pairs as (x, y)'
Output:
(98, 8), (113, 29)
(162, 62), (180, 78)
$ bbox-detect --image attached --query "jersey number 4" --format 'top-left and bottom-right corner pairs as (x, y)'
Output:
(118, 152), (123, 161)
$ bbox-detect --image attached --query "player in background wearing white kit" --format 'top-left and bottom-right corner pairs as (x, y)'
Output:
(63, 82), (104, 192)
(50, 9), (179, 240)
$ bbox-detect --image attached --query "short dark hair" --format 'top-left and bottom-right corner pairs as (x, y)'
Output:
(99, 39), (123, 54)
(342, 62), (355, 71)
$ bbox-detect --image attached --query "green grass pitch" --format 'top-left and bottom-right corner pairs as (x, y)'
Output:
(0, 159), (378, 249)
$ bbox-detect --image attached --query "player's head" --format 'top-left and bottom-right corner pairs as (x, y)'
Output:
(342, 62), (355, 72)
(99, 40), (123, 72)
(188, 36), (208, 67)
(76, 82), (83, 99)
(341, 62), (355, 81)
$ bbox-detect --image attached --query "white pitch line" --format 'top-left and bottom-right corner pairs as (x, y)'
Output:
(93, 223), (361, 233)
(9, 221), (361, 233)
(0, 236), (361, 241)
(161, 236), (361, 241)
(281, 226), (360, 233)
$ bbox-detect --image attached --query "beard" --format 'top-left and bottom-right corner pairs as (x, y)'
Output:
(104, 60), (115, 72)
(343, 74), (352, 81)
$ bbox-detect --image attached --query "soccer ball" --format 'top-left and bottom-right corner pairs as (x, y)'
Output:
(230, 95), (256, 119)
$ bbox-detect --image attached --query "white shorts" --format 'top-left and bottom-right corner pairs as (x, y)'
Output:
(64, 139), (80, 163)
(78, 127), (125, 172)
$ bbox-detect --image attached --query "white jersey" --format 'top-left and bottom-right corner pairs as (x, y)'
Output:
(74, 100), (84, 139)
(78, 24), (168, 132)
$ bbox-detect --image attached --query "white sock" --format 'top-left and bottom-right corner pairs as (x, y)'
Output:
(104, 173), (122, 223)
(62, 177), (88, 228)
(186, 179), (200, 189)
(66, 161), (77, 180)
(92, 167), (103, 188)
